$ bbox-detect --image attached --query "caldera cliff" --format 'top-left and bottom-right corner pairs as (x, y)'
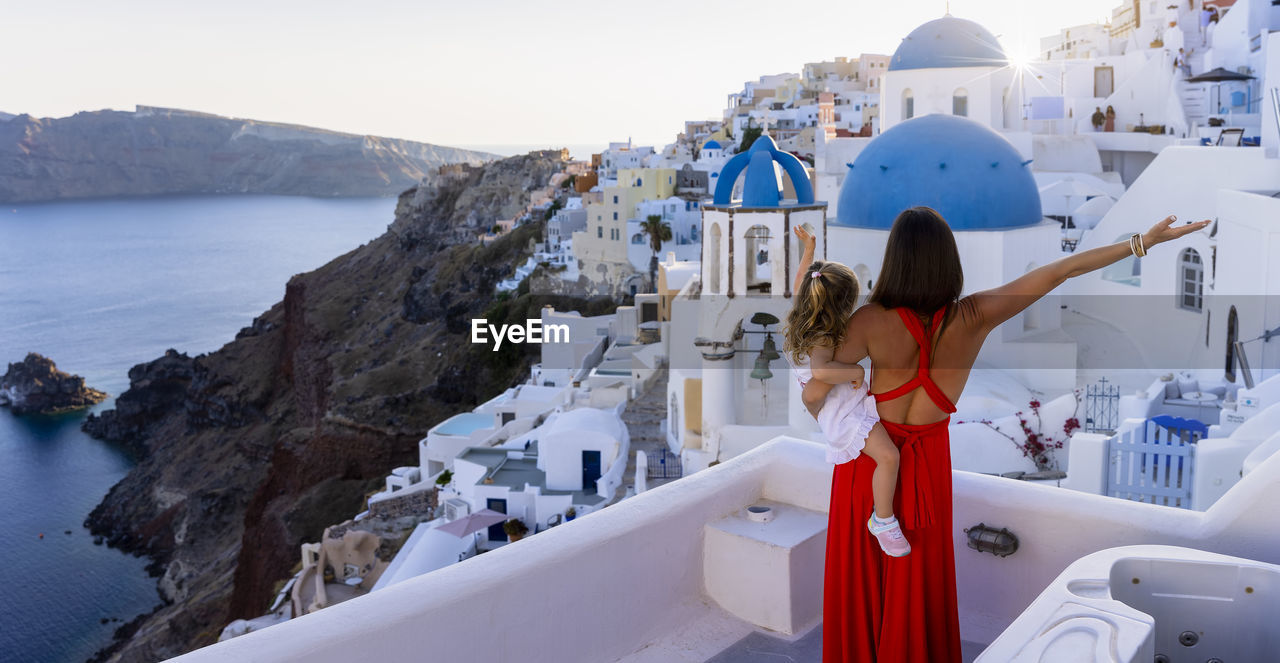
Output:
(0, 106), (498, 203)
(81, 150), (615, 661)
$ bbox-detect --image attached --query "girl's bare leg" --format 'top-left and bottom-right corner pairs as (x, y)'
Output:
(858, 422), (899, 520)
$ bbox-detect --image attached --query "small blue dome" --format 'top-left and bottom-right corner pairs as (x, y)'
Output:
(889, 16), (1006, 71)
(712, 135), (815, 206)
(835, 114), (1042, 231)
(702, 140), (722, 150)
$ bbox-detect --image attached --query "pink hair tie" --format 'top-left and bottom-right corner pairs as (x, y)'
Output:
(810, 271), (822, 279)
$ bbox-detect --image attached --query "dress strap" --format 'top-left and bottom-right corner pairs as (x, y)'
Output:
(872, 307), (957, 414)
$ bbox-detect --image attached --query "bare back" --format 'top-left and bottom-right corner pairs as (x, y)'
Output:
(833, 298), (988, 426)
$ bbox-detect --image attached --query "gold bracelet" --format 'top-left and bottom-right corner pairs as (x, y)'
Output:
(1129, 233), (1146, 257)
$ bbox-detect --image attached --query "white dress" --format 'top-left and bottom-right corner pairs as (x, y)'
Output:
(789, 354), (880, 465)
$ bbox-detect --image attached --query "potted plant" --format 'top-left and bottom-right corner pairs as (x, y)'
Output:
(565, 506), (576, 521)
(503, 518), (529, 542)
(435, 469), (453, 487)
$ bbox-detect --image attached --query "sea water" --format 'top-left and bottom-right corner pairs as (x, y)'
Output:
(0, 195), (395, 663)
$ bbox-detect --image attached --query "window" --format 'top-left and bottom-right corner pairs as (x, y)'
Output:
(1226, 306), (1239, 382)
(903, 89), (914, 120)
(708, 223), (722, 293)
(744, 225), (772, 293)
(636, 178), (642, 187)
(953, 88), (969, 117)
(613, 212), (618, 220)
(1178, 249), (1204, 312)
(1022, 262), (1040, 331)
(613, 195), (618, 204)
(670, 393), (680, 437)
(1101, 234), (1141, 286)
(632, 233), (644, 245)
(597, 226), (603, 238)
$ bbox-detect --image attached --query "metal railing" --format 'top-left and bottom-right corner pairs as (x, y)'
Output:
(1084, 378), (1120, 433)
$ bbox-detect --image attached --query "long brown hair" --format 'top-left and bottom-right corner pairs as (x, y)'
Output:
(869, 206), (969, 354)
(869, 206), (963, 316)
(784, 260), (860, 364)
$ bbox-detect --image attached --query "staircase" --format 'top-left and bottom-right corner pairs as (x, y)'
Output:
(614, 368), (677, 501)
(1175, 9), (1210, 132)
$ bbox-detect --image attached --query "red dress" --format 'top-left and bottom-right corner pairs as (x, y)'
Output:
(822, 307), (963, 662)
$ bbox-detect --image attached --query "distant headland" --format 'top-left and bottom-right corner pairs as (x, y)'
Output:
(0, 106), (501, 203)
(0, 353), (107, 415)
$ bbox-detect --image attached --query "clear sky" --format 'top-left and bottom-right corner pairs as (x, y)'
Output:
(2, 0), (1120, 149)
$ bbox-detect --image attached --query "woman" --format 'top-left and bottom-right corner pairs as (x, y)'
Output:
(821, 207), (1209, 662)
(1104, 105), (1116, 132)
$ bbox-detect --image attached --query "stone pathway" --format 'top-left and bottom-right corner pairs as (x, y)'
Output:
(615, 369), (679, 502)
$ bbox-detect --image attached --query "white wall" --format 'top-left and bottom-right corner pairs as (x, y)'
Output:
(1066, 147), (1280, 378)
(1263, 32), (1280, 157)
(171, 436), (1280, 663)
(542, 430), (621, 492)
(881, 66), (1009, 133)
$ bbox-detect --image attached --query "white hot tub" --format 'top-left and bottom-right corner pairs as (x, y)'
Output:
(978, 545), (1280, 662)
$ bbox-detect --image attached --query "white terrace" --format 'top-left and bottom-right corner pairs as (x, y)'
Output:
(169, 436), (1280, 663)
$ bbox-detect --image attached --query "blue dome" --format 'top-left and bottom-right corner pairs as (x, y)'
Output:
(889, 16), (1006, 71)
(712, 135), (815, 207)
(702, 140), (722, 150)
(835, 114), (1042, 231)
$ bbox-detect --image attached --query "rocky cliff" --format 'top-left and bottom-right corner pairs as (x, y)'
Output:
(0, 353), (107, 414)
(81, 150), (616, 662)
(0, 106), (498, 203)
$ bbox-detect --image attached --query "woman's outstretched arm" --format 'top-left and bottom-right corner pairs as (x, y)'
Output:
(969, 215), (1210, 331)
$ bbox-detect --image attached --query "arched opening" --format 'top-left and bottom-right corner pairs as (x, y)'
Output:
(670, 393), (680, 439)
(1101, 234), (1141, 286)
(953, 87), (969, 117)
(791, 222), (818, 278)
(1002, 86), (1013, 128)
(902, 88), (914, 120)
(1022, 262), (1041, 331)
(744, 225), (772, 293)
(708, 223), (722, 293)
(1178, 248), (1203, 312)
(854, 264), (872, 298)
(631, 233), (644, 245)
(1226, 306), (1239, 382)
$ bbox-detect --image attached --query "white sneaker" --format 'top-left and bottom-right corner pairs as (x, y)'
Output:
(867, 514), (911, 557)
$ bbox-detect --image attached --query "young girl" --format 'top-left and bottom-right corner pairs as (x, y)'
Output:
(783, 225), (910, 557)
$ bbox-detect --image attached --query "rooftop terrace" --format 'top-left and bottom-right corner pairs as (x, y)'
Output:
(171, 435), (1280, 663)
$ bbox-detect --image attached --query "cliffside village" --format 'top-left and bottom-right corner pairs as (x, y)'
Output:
(216, 4), (1280, 654)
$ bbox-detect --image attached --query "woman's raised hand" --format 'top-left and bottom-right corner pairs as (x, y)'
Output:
(1143, 215), (1212, 248)
(793, 224), (816, 250)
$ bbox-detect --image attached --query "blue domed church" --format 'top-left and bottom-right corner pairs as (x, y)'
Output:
(826, 113), (1076, 388)
(881, 15), (1017, 132)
